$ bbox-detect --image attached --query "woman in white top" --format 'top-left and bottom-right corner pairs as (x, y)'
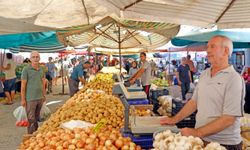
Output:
(0, 53), (16, 105)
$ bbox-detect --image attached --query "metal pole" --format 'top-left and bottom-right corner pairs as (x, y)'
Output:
(61, 55), (64, 94)
(118, 26), (122, 73)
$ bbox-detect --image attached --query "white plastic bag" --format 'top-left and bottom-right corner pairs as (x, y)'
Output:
(60, 120), (94, 130)
(13, 106), (29, 127)
(189, 83), (195, 93)
(40, 103), (51, 121)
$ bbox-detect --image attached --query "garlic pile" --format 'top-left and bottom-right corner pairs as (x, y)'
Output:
(204, 142), (226, 150)
(157, 96), (172, 116)
(153, 130), (226, 150)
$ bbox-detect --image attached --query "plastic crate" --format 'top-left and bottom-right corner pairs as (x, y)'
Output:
(172, 99), (196, 128)
(123, 133), (153, 149)
(127, 99), (149, 105)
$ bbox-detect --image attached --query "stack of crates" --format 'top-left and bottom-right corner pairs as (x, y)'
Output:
(150, 89), (169, 114)
(172, 99), (196, 128)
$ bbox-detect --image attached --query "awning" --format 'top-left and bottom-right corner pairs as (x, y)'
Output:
(0, 31), (65, 53)
(171, 30), (250, 48)
(96, 0), (250, 29)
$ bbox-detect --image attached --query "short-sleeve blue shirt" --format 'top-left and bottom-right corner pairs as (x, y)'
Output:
(70, 63), (84, 82)
(177, 64), (190, 83)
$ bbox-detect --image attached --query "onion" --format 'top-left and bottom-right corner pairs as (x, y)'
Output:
(121, 145), (129, 150)
(68, 144), (76, 149)
(115, 139), (123, 148)
(75, 133), (81, 139)
(109, 133), (117, 142)
(56, 145), (63, 150)
(76, 141), (85, 148)
(85, 143), (96, 150)
(71, 139), (78, 144)
(38, 141), (45, 148)
(62, 141), (69, 148)
(86, 137), (94, 144)
(105, 140), (112, 147)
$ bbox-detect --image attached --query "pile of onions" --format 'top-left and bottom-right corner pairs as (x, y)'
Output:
(19, 127), (141, 150)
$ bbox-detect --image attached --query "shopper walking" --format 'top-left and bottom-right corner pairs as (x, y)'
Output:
(186, 54), (196, 82)
(68, 61), (91, 97)
(21, 51), (46, 134)
(160, 35), (245, 149)
(45, 57), (56, 94)
(177, 57), (192, 101)
(129, 52), (151, 99)
(0, 53), (16, 105)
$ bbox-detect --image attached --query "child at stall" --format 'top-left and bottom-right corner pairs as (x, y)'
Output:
(129, 61), (140, 86)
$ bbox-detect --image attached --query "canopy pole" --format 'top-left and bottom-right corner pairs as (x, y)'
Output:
(118, 26), (122, 73)
(61, 55), (65, 94)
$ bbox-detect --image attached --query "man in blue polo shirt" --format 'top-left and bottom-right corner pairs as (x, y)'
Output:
(68, 61), (91, 97)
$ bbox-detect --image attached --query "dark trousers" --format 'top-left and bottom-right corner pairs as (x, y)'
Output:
(181, 82), (190, 100)
(68, 78), (79, 97)
(244, 82), (250, 113)
(142, 85), (151, 101)
(26, 100), (43, 134)
(222, 142), (242, 150)
(190, 71), (194, 83)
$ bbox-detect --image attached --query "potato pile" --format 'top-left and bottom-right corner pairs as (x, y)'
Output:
(133, 109), (151, 116)
(19, 127), (142, 150)
(153, 130), (226, 150)
(38, 91), (124, 133)
(84, 73), (114, 95)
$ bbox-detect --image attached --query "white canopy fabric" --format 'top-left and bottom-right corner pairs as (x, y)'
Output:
(0, 0), (113, 34)
(57, 17), (180, 50)
(96, 0), (250, 29)
(0, 17), (54, 35)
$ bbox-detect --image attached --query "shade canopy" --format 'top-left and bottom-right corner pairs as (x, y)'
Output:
(0, 31), (65, 53)
(0, 0), (113, 34)
(97, 0), (250, 29)
(171, 30), (250, 49)
(57, 16), (180, 51)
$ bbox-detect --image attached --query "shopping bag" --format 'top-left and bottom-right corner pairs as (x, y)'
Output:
(40, 103), (51, 122)
(189, 83), (195, 93)
(13, 106), (29, 127)
(0, 81), (3, 93)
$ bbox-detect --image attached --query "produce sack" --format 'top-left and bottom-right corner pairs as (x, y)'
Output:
(13, 106), (29, 127)
(40, 103), (51, 122)
(60, 120), (94, 130)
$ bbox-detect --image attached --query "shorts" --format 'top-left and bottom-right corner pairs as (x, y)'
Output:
(3, 78), (16, 92)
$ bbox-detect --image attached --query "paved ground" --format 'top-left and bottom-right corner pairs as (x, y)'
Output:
(0, 81), (70, 150)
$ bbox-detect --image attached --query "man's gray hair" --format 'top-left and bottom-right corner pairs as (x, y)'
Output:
(212, 35), (233, 57)
(30, 51), (40, 58)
